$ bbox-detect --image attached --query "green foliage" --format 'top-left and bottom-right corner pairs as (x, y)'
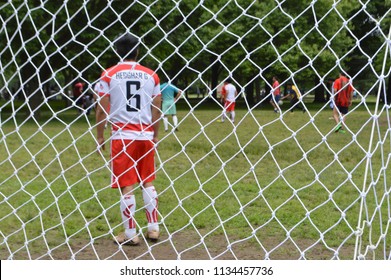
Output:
(1, 0), (388, 97)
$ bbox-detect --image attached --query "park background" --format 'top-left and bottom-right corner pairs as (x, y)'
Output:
(0, 0), (390, 260)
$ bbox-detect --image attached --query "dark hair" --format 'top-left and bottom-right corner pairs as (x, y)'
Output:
(114, 33), (139, 60)
(226, 78), (233, 83)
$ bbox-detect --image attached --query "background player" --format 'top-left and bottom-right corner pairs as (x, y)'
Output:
(333, 72), (354, 133)
(73, 81), (85, 114)
(218, 78), (238, 123)
(270, 76), (281, 113)
(96, 33), (161, 245)
(160, 81), (182, 132)
(281, 83), (305, 113)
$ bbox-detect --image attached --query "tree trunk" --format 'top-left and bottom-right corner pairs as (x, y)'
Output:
(245, 79), (254, 107)
(255, 75), (261, 104)
(387, 74), (391, 105)
(210, 58), (220, 101)
(261, 69), (271, 105)
(21, 59), (42, 120)
(313, 77), (325, 102)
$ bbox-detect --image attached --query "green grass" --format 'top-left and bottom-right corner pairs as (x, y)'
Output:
(0, 97), (390, 259)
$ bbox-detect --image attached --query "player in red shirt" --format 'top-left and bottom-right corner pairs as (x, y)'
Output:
(270, 76), (281, 113)
(333, 72), (354, 133)
(73, 82), (84, 114)
(96, 33), (161, 245)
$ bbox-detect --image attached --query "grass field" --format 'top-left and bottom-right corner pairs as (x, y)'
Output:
(0, 96), (390, 259)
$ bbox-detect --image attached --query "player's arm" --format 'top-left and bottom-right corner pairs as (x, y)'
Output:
(174, 90), (182, 102)
(281, 88), (290, 100)
(151, 94), (162, 143)
(96, 94), (109, 151)
(348, 84), (354, 106)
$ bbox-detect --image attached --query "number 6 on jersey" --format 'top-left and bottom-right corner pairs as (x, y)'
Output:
(126, 80), (141, 112)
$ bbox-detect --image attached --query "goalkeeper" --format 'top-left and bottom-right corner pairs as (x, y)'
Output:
(96, 33), (161, 246)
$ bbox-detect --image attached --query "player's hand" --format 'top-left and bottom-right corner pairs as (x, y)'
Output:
(153, 137), (159, 147)
(97, 137), (105, 153)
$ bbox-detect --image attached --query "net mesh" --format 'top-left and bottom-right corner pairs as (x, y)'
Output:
(0, 0), (390, 260)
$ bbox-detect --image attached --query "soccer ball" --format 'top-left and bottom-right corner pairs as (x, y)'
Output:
(278, 100), (283, 106)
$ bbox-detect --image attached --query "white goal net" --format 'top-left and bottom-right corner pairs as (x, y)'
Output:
(0, 0), (390, 260)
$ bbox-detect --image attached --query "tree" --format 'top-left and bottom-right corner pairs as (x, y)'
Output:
(2, 0), (386, 116)
(0, 0), (115, 117)
(348, 0), (391, 103)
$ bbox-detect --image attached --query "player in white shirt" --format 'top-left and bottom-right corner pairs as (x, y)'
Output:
(96, 33), (161, 245)
(218, 78), (238, 123)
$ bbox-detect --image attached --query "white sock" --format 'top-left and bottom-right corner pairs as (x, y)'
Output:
(163, 116), (169, 131)
(142, 186), (159, 232)
(172, 115), (178, 127)
(221, 111), (226, 122)
(231, 111), (235, 122)
(120, 195), (137, 238)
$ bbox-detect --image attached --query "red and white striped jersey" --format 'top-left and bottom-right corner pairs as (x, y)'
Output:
(98, 61), (160, 140)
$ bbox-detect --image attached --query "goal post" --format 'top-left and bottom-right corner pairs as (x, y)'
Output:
(0, 0), (390, 260)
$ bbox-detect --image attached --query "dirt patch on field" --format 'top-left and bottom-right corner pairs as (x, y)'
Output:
(1, 230), (355, 260)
